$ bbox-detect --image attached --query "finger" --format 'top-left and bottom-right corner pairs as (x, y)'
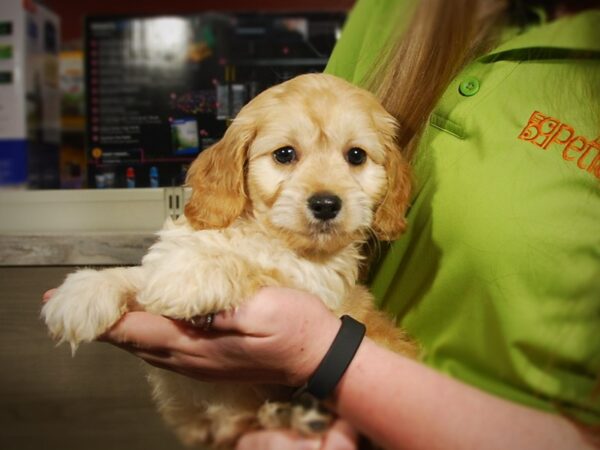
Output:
(110, 340), (171, 359)
(236, 429), (321, 450)
(113, 344), (172, 367)
(111, 342), (215, 380)
(100, 311), (187, 349)
(321, 419), (359, 450)
(125, 350), (203, 379)
(101, 311), (230, 360)
(42, 288), (57, 303)
(209, 290), (275, 335)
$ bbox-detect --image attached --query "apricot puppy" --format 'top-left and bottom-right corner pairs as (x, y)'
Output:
(42, 73), (416, 449)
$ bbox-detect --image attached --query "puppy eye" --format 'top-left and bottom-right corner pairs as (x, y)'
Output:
(346, 147), (367, 166)
(273, 146), (297, 164)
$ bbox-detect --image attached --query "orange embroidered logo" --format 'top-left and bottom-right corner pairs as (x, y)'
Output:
(518, 111), (599, 179)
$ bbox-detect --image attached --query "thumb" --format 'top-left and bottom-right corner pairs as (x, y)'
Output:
(322, 419), (359, 450)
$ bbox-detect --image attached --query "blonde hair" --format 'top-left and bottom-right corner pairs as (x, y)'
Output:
(365, 0), (509, 158)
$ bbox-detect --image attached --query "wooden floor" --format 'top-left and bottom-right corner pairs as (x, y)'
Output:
(0, 266), (185, 450)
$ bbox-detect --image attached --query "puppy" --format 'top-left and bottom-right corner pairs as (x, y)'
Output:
(42, 73), (417, 449)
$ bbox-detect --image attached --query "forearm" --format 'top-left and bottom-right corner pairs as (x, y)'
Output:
(330, 338), (595, 450)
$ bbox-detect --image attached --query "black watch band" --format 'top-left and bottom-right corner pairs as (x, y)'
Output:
(304, 315), (366, 400)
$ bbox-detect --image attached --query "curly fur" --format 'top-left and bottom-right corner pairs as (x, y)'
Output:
(42, 73), (416, 449)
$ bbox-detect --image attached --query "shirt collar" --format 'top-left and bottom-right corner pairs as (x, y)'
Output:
(483, 9), (600, 59)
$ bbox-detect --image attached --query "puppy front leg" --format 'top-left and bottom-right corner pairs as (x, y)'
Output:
(339, 285), (419, 359)
(42, 266), (145, 353)
(137, 248), (281, 320)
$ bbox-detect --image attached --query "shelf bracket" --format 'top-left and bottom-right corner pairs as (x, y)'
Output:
(163, 186), (185, 220)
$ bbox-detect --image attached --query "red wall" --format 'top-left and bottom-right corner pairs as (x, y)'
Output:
(43, 0), (355, 43)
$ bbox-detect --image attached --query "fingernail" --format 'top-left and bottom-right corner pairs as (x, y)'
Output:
(42, 289), (56, 302)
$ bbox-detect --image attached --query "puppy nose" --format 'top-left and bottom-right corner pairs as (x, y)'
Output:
(308, 192), (342, 221)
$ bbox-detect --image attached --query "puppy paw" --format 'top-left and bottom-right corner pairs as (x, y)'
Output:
(290, 393), (334, 436)
(257, 401), (293, 430)
(41, 269), (130, 353)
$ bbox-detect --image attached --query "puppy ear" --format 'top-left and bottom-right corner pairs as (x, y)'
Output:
(372, 143), (412, 240)
(184, 119), (254, 230)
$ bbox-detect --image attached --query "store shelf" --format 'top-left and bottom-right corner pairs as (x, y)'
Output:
(0, 188), (190, 265)
(0, 188), (166, 233)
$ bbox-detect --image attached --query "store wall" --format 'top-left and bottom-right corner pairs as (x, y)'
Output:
(44, 0), (355, 43)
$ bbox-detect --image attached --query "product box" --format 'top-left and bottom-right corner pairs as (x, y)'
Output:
(0, 0), (60, 188)
(59, 50), (85, 188)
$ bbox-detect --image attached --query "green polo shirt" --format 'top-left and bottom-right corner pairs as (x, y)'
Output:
(326, 1), (600, 424)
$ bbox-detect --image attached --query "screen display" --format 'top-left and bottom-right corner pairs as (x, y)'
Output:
(85, 12), (345, 188)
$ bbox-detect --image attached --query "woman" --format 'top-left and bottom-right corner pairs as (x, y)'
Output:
(45, 0), (600, 448)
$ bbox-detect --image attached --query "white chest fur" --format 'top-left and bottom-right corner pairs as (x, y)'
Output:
(139, 218), (361, 314)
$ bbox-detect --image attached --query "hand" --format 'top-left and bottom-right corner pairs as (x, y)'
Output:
(236, 419), (358, 450)
(97, 287), (341, 386)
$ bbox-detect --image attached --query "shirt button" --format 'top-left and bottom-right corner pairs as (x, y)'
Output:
(459, 77), (480, 96)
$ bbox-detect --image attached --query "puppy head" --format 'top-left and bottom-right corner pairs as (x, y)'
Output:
(185, 73), (411, 254)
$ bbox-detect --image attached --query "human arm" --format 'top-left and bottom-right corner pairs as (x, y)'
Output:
(42, 287), (598, 449)
(329, 336), (598, 450)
